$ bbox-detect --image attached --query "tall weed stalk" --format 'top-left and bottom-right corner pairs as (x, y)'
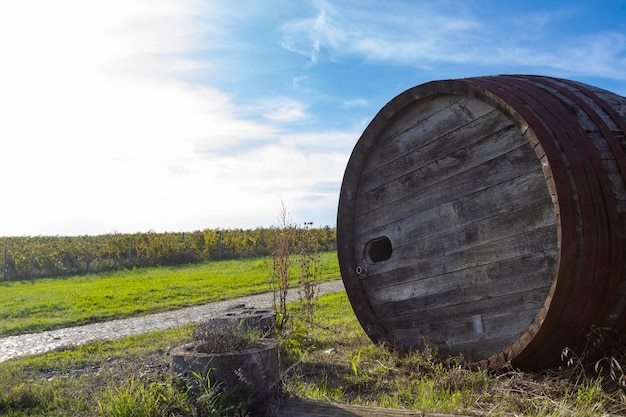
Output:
(266, 204), (295, 329)
(297, 221), (321, 326)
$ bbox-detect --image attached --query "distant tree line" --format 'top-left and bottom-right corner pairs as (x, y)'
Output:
(0, 227), (336, 281)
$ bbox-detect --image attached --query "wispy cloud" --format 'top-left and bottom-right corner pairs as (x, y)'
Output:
(277, 130), (359, 153)
(279, 1), (482, 65)
(342, 98), (369, 109)
(279, 1), (626, 80)
(243, 98), (309, 122)
(280, 7), (343, 67)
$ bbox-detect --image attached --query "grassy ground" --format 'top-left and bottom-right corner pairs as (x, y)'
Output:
(2, 291), (626, 416)
(0, 252), (339, 336)
(0, 325), (196, 416)
(282, 294), (626, 416)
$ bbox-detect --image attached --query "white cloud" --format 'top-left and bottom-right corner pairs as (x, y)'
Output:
(280, 1), (481, 66)
(243, 97), (309, 122)
(342, 98), (369, 109)
(281, 8), (328, 66)
(279, 1), (626, 81)
(277, 130), (359, 152)
(292, 75), (317, 94)
(0, 0), (330, 236)
(195, 142), (347, 224)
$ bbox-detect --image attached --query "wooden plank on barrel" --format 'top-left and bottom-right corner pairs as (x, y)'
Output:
(358, 109), (514, 196)
(367, 251), (555, 310)
(354, 169), (552, 254)
(371, 94), (463, 149)
(358, 211), (555, 299)
(372, 197), (554, 271)
(384, 225), (555, 283)
(382, 287), (549, 335)
(354, 145), (547, 238)
(361, 96), (493, 175)
(358, 101), (514, 194)
(356, 119), (521, 216)
(361, 252), (553, 310)
(384, 288), (550, 360)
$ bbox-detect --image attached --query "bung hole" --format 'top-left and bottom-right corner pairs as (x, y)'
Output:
(366, 236), (392, 263)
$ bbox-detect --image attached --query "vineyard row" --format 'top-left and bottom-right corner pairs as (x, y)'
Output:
(0, 227), (337, 281)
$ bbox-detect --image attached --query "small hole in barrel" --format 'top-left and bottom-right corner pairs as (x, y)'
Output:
(366, 236), (392, 263)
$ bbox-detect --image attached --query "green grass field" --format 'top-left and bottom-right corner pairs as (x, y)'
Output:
(1, 251), (623, 416)
(1, 291), (622, 416)
(0, 252), (340, 336)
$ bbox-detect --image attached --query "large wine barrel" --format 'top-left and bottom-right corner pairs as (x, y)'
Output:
(337, 75), (626, 370)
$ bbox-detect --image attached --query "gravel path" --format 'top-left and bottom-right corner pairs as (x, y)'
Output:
(0, 280), (346, 363)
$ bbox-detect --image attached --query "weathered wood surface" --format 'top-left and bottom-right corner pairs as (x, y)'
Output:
(337, 75), (626, 370)
(351, 90), (556, 362)
(275, 399), (467, 417)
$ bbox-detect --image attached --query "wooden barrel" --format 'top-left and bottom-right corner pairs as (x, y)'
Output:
(337, 75), (626, 370)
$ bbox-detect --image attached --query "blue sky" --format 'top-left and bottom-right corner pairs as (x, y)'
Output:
(1, 0), (625, 236)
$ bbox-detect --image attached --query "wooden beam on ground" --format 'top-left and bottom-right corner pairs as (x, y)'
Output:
(274, 399), (468, 417)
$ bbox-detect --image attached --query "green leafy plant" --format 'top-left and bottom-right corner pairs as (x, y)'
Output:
(187, 369), (246, 417)
(350, 348), (362, 378)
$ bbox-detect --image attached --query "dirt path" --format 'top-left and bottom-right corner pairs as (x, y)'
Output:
(0, 280), (346, 363)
